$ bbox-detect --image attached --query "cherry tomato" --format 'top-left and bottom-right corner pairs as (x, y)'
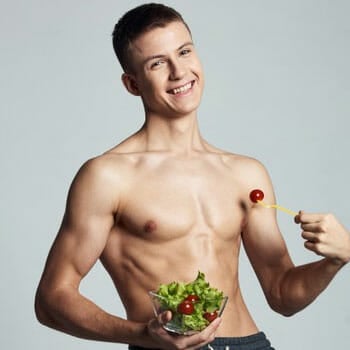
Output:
(185, 294), (200, 303)
(177, 300), (194, 315)
(203, 311), (218, 322)
(249, 189), (264, 203)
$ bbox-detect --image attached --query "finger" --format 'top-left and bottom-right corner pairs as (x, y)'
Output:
(148, 311), (172, 335)
(304, 240), (316, 251)
(202, 317), (221, 335)
(301, 222), (325, 233)
(298, 212), (324, 224)
(148, 317), (165, 334)
(185, 318), (221, 348)
(158, 310), (172, 325)
(301, 231), (319, 242)
(304, 240), (323, 256)
(294, 211), (301, 224)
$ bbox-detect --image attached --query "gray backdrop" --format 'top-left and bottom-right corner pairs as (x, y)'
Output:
(1, 0), (349, 349)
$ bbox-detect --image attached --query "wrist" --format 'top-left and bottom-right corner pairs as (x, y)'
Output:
(127, 320), (157, 348)
(323, 257), (347, 269)
(326, 247), (350, 267)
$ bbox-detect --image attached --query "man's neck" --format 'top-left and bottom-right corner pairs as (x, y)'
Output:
(139, 112), (207, 154)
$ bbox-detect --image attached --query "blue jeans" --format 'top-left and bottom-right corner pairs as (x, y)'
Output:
(129, 332), (275, 350)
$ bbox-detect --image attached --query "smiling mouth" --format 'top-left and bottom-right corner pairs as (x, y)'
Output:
(167, 80), (195, 95)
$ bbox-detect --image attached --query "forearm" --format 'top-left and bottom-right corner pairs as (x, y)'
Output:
(35, 286), (152, 347)
(277, 258), (346, 316)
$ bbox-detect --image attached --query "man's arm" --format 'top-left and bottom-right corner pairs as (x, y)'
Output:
(241, 160), (350, 316)
(35, 158), (146, 343)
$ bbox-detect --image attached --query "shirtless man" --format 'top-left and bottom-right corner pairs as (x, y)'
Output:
(35, 4), (350, 350)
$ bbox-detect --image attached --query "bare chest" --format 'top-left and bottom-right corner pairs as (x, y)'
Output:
(118, 160), (246, 241)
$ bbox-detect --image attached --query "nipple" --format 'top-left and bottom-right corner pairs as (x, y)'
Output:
(144, 220), (157, 233)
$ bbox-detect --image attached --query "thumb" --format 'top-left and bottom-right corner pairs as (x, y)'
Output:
(158, 310), (172, 325)
(294, 210), (303, 224)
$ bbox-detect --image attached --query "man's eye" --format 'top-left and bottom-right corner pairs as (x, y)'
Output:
(180, 49), (191, 56)
(150, 60), (164, 69)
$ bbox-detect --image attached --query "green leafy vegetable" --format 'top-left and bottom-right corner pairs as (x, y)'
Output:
(156, 271), (225, 332)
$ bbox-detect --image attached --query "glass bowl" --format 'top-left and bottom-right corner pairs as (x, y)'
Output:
(149, 291), (228, 335)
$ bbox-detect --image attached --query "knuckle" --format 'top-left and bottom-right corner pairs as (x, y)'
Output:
(177, 337), (195, 350)
(313, 243), (322, 255)
(171, 341), (182, 350)
(317, 235), (324, 244)
(319, 223), (327, 232)
(197, 333), (207, 343)
(324, 213), (334, 223)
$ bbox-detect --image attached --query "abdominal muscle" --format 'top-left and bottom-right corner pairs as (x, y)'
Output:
(101, 225), (259, 337)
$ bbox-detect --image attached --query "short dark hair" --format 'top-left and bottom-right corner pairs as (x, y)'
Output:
(112, 3), (191, 72)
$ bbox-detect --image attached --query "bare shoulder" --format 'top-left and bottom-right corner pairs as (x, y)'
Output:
(204, 142), (263, 169)
(75, 141), (144, 183)
(72, 155), (119, 191)
(67, 150), (141, 209)
(201, 140), (271, 186)
(221, 151), (270, 181)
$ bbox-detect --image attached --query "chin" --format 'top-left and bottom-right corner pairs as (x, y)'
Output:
(171, 105), (200, 118)
(173, 97), (202, 116)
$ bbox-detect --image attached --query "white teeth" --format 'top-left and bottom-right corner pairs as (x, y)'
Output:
(171, 82), (192, 94)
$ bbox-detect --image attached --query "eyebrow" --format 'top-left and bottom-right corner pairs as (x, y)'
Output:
(143, 41), (194, 65)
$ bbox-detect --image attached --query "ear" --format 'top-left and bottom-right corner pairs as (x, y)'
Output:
(121, 73), (140, 96)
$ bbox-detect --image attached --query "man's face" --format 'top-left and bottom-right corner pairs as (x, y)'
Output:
(124, 21), (204, 118)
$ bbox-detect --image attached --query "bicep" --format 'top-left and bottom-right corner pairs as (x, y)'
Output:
(241, 160), (294, 294)
(40, 159), (118, 289)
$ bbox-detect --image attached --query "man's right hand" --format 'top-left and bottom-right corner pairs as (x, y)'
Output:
(147, 311), (221, 350)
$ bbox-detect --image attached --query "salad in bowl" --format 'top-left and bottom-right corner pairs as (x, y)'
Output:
(149, 271), (228, 335)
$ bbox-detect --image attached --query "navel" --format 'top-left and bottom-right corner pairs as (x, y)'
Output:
(144, 220), (157, 233)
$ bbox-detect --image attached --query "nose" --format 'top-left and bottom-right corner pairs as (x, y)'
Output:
(169, 58), (186, 80)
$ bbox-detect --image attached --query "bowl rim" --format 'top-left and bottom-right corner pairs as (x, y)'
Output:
(149, 291), (228, 301)
(148, 291), (228, 313)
